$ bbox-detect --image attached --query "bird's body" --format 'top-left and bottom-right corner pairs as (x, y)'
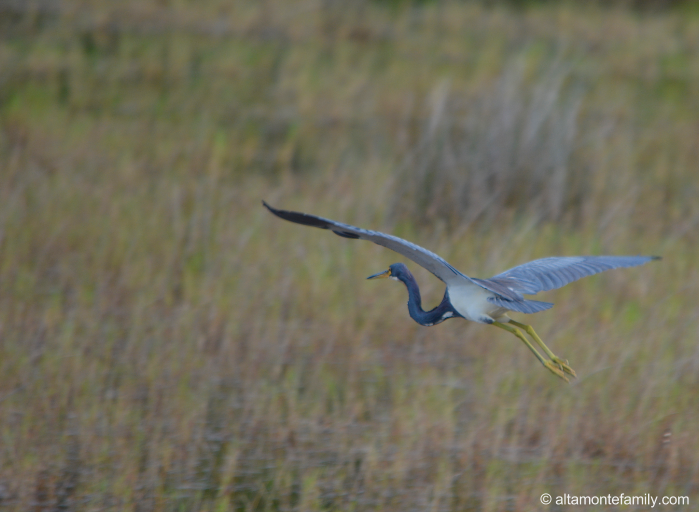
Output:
(264, 201), (659, 382)
(448, 280), (508, 324)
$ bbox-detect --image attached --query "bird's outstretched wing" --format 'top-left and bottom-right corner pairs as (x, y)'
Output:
(264, 202), (660, 304)
(479, 255), (660, 297)
(263, 201), (473, 286)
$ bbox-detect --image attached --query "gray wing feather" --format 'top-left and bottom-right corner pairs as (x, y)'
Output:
(482, 255), (660, 296)
(487, 297), (554, 314)
(265, 202), (660, 304)
(263, 202), (473, 286)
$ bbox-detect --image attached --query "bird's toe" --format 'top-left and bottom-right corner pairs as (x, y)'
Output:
(544, 361), (570, 383)
(551, 357), (576, 378)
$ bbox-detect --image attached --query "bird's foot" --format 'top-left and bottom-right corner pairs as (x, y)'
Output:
(551, 357), (576, 378)
(544, 361), (570, 383)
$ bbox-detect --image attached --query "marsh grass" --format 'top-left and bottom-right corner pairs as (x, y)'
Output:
(0, 1), (698, 510)
(389, 59), (586, 227)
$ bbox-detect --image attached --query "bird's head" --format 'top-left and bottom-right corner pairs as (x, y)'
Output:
(367, 262), (412, 282)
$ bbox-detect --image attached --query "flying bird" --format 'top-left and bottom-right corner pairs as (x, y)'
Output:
(263, 201), (659, 382)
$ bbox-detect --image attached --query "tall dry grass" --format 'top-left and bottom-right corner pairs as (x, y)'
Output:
(389, 60), (585, 226)
(0, 1), (698, 510)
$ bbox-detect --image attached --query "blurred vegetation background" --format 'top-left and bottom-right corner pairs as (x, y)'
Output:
(0, 0), (698, 510)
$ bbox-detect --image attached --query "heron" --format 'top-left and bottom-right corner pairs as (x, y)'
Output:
(263, 201), (659, 382)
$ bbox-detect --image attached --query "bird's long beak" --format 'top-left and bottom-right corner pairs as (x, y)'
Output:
(367, 268), (391, 280)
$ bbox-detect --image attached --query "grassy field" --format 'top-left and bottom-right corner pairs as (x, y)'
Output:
(1, 0), (698, 510)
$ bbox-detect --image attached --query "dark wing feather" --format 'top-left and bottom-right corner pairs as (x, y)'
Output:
(263, 201), (475, 287)
(482, 255), (660, 296)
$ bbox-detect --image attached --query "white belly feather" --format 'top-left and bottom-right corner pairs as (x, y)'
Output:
(448, 282), (509, 323)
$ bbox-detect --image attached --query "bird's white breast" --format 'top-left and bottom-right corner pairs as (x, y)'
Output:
(448, 282), (507, 323)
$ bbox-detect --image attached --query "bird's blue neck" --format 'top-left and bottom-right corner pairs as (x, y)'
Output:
(398, 274), (457, 327)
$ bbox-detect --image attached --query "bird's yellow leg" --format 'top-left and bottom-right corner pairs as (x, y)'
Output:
(492, 322), (569, 382)
(508, 320), (576, 378)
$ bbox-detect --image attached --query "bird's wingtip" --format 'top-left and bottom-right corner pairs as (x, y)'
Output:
(651, 255), (662, 261)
